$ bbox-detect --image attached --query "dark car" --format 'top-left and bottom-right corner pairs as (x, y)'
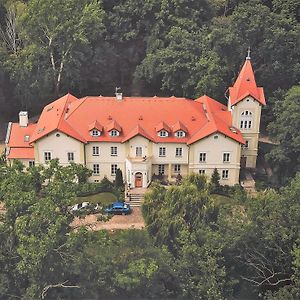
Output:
(104, 201), (131, 215)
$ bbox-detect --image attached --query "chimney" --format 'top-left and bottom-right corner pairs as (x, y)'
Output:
(115, 87), (123, 101)
(19, 111), (28, 127)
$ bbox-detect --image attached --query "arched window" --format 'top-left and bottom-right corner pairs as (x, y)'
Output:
(240, 110), (253, 129)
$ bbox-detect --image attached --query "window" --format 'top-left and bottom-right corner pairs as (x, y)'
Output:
(91, 130), (100, 137)
(136, 147), (142, 157)
(111, 146), (118, 156)
(222, 170), (229, 179)
(159, 147), (166, 157)
(199, 152), (206, 162)
(111, 164), (117, 176)
(199, 169), (205, 175)
(93, 164), (100, 175)
(158, 130), (168, 137)
(92, 146), (99, 156)
(214, 135), (218, 139)
(29, 161), (35, 167)
(67, 152), (74, 162)
(44, 151), (52, 162)
(24, 135), (30, 142)
(174, 164), (181, 173)
(223, 153), (230, 163)
(175, 131), (185, 138)
(175, 147), (182, 157)
(158, 164), (165, 175)
(240, 111), (253, 129)
(110, 130), (119, 137)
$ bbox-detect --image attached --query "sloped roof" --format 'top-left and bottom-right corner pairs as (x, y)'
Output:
(229, 59), (266, 106)
(25, 94), (244, 145)
(88, 120), (103, 131)
(189, 95), (245, 145)
(30, 93), (86, 143)
(7, 148), (34, 159)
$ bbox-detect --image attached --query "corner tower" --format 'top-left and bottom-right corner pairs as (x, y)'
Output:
(228, 52), (266, 168)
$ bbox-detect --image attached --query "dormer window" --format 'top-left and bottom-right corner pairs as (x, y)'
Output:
(91, 130), (101, 137)
(24, 135), (30, 142)
(158, 130), (168, 137)
(175, 130), (185, 138)
(110, 130), (120, 137)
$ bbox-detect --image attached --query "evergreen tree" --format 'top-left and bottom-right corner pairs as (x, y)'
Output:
(210, 168), (221, 193)
(115, 168), (124, 188)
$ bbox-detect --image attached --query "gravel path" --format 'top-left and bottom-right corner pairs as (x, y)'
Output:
(71, 207), (145, 231)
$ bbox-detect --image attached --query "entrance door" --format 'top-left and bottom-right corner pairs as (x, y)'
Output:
(240, 156), (247, 168)
(135, 172), (143, 187)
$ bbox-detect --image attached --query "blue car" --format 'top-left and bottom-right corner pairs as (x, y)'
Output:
(104, 202), (131, 215)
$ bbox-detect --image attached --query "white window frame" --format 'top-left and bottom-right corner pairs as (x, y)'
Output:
(29, 160), (35, 167)
(92, 146), (100, 156)
(110, 130), (119, 137)
(240, 111), (253, 130)
(67, 152), (74, 162)
(199, 152), (206, 162)
(93, 164), (100, 175)
(223, 152), (230, 163)
(111, 146), (118, 156)
(159, 147), (166, 157)
(175, 147), (183, 157)
(174, 164), (181, 173)
(44, 151), (52, 162)
(91, 129), (101, 137)
(158, 164), (165, 175)
(158, 130), (168, 137)
(175, 131), (185, 138)
(222, 170), (229, 179)
(111, 164), (117, 176)
(199, 169), (205, 175)
(136, 147), (142, 157)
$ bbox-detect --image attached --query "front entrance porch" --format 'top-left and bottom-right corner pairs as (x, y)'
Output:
(125, 156), (152, 188)
(134, 172), (143, 187)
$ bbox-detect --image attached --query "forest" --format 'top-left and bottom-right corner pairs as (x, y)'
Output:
(0, 0), (299, 180)
(0, 161), (299, 299)
(0, 0), (300, 299)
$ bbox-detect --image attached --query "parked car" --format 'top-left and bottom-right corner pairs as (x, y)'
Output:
(104, 202), (131, 215)
(70, 201), (91, 213)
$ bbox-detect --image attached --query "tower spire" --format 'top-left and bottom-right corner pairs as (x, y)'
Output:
(246, 46), (251, 60)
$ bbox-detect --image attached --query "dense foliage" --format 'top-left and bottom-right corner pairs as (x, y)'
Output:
(0, 161), (299, 299)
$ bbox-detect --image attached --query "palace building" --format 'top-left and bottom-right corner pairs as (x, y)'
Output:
(5, 56), (266, 187)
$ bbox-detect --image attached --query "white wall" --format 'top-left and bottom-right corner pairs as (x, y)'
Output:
(189, 133), (241, 185)
(34, 131), (84, 166)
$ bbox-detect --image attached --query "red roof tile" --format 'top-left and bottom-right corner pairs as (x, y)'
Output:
(7, 148), (34, 159)
(229, 59), (266, 106)
(88, 120), (103, 131)
(25, 94), (244, 146)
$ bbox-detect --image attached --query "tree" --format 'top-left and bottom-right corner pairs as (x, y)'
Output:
(115, 168), (124, 188)
(210, 168), (221, 193)
(267, 86), (300, 183)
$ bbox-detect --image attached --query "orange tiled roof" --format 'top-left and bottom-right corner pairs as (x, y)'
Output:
(25, 94), (244, 145)
(7, 148), (34, 159)
(229, 59), (266, 106)
(189, 95), (245, 145)
(6, 122), (36, 159)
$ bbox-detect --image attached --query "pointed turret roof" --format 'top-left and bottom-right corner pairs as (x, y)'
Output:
(229, 57), (266, 106)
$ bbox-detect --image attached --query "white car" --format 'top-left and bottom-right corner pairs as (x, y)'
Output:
(71, 202), (90, 212)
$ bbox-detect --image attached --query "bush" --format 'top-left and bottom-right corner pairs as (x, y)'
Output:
(76, 177), (115, 197)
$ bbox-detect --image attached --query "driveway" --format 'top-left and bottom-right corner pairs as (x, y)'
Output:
(71, 207), (145, 231)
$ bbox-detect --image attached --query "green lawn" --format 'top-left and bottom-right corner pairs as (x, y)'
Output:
(73, 192), (117, 206)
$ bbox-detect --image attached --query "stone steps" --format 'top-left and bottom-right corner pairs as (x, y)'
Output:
(127, 193), (144, 207)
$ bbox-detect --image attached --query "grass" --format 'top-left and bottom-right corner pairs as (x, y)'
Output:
(73, 192), (117, 206)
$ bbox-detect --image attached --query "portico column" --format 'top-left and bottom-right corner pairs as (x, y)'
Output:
(168, 163), (172, 181)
